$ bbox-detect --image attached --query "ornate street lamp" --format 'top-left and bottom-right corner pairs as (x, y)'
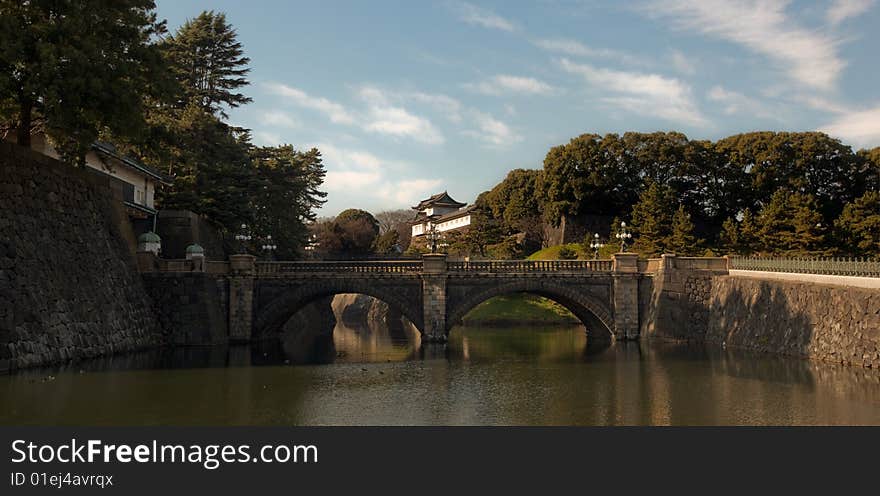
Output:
(425, 221), (444, 254)
(234, 223), (252, 254)
(261, 234), (278, 260)
(615, 221), (633, 252)
(590, 233), (605, 260)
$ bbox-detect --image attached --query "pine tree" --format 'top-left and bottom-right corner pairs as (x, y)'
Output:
(163, 11), (252, 117)
(719, 217), (740, 255)
(757, 189), (824, 255)
(630, 181), (675, 256)
(834, 191), (880, 256)
(669, 206), (700, 255)
(738, 209), (759, 255)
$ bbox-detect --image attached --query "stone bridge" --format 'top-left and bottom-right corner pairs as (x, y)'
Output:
(139, 252), (731, 344)
(207, 253), (726, 343)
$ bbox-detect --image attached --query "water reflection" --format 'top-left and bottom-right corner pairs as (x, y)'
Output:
(1, 324), (879, 426)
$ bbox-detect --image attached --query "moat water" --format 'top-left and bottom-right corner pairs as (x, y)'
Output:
(2, 324), (880, 425)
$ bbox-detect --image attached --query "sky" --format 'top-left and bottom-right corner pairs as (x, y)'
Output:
(155, 0), (880, 216)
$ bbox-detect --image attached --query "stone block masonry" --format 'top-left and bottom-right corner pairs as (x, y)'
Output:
(706, 276), (880, 369)
(0, 142), (163, 372)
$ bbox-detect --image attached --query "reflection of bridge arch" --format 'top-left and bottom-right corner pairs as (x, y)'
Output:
(446, 279), (615, 340)
(252, 279), (423, 338)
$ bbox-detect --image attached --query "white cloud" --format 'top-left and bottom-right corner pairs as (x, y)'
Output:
(465, 111), (522, 147)
(464, 75), (555, 95)
(827, 0), (875, 26)
(254, 131), (283, 146)
(644, 0), (845, 90)
(457, 2), (516, 31)
(533, 38), (645, 65)
(265, 83), (356, 124)
(670, 49), (696, 75)
(560, 58), (708, 127)
(406, 92), (464, 123)
(358, 86), (445, 144)
(316, 142), (442, 210)
(819, 106), (880, 149)
(262, 110), (298, 128)
(378, 179), (445, 205)
(707, 85), (781, 120)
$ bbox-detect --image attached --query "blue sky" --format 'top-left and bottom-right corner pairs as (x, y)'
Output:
(155, 1), (880, 216)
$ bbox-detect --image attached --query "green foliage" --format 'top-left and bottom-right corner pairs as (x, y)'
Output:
(316, 209), (380, 257)
(719, 217), (740, 255)
(630, 181), (676, 256)
(756, 189), (825, 255)
(557, 245), (577, 260)
(669, 206), (700, 255)
(373, 229), (401, 255)
(835, 191), (880, 256)
(0, 0), (167, 165)
(162, 11), (252, 117)
(250, 145), (327, 258)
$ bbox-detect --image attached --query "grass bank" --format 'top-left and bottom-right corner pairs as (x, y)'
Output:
(460, 294), (579, 326)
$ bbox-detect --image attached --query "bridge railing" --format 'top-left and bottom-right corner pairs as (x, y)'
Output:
(447, 259), (613, 272)
(256, 260), (424, 276)
(729, 256), (880, 277)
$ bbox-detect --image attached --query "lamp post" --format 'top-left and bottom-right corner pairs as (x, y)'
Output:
(234, 223), (252, 254)
(589, 233), (605, 260)
(615, 221), (632, 252)
(425, 221), (444, 254)
(261, 234), (278, 260)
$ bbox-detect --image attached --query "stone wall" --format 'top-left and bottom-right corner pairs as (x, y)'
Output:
(0, 142), (163, 373)
(141, 273), (228, 345)
(705, 276), (880, 369)
(156, 210), (227, 260)
(640, 256), (721, 341)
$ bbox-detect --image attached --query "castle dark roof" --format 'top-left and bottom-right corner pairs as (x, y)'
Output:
(412, 191), (466, 211)
(410, 203), (476, 226)
(92, 141), (172, 185)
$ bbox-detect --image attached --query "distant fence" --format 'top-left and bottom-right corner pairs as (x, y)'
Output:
(730, 256), (880, 277)
(256, 260), (423, 276)
(447, 260), (614, 272)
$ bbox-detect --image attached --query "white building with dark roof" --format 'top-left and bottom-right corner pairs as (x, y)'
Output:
(12, 132), (171, 219)
(411, 191), (474, 237)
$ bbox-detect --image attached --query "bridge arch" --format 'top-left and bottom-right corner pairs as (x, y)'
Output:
(446, 280), (615, 340)
(252, 279), (424, 339)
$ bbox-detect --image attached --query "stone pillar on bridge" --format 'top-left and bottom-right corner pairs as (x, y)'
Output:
(421, 254), (448, 342)
(612, 253), (640, 340)
(228, 254), (256, 343)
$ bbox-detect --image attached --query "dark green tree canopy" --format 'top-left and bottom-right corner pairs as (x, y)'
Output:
(0, 0), (167, 164)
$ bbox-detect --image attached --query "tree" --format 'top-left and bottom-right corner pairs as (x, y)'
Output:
(460, 192), (504, 257)
(669, 206), (700, 255)
(630, 181), (676, 256)
(835, 191), (880, 256)
(756, 189), (824, 255)
(162, 11), (251, 117)
(536, 133), (639, 225)
(557, 245), (577, 260)
(719, 217), (740, 255)
(373, 229), (401, 255)
(714, 132), (865, 220)
(316, 209), (380, 258)
(154, 104), (255, 231)
(738, 209), (760, 255)
(0, 0), (167, 164)
(375, 209), (414, 251)
(250, 145), (327, 259)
